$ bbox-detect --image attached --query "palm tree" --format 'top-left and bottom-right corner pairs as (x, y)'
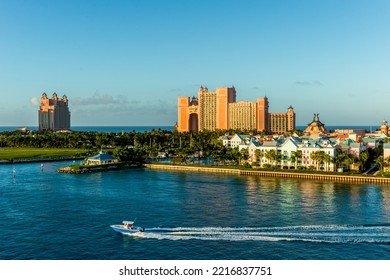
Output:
(265, 149), (277, 166)
(384, 156), (390, 172)
(333, 148), (346, 170)
(255, 149), (264, 167)
(226, 147), (240, 165)
(358, 150), (369, 171)
(323, 153), (332, 171)
(375, 155), (384, 171)
(310, 151), (325, 171)
(290, 150), (302, 169)
(240, 148), (249, 165)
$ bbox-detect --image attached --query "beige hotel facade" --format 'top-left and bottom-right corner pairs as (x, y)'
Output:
(178, 86), (295, 133)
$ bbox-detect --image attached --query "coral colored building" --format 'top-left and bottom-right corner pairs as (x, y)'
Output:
(177, 86), (295, 133)
(38, 93), (71, 131)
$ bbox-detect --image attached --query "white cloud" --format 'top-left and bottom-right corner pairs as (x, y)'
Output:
(295, 80), (323, 87)
(71, 91), (128, 106)
(30, 97), (39, 106)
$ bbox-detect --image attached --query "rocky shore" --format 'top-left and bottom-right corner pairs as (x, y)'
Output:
(57, 162), (143, 174)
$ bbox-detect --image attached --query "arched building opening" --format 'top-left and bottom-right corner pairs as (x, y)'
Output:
(189, 113), (198, 132)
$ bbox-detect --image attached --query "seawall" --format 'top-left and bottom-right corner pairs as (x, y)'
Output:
(0, 157), (84, 165)
(144, 164), (390, 184)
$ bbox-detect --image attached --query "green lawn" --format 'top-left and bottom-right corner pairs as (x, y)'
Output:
(0, 148), (89, 160)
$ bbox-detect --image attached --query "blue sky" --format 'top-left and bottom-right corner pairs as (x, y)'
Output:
(0, 0), (389, 127)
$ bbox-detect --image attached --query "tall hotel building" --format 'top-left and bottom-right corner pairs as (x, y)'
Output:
(178, 86), (295, 133)
(38, 93), (71, 131)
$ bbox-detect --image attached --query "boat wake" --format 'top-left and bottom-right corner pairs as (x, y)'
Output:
(135, 224), (390, 244)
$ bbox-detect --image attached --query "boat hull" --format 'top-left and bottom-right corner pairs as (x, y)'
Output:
(110, 225), (144, 235)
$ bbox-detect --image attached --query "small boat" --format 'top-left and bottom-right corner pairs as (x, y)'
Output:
(110, 220), (145, 235)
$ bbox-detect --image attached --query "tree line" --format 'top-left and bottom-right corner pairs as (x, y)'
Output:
(0, 129), (244, 163)
(0, 129), (388, 173)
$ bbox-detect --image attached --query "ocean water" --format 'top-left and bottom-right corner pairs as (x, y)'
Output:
(0, 125), (379, 133)
(0, 126), (174, 133)
(0, 161), (390, 260)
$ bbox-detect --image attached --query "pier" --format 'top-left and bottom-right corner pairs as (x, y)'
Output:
(145, 164), (390, 184)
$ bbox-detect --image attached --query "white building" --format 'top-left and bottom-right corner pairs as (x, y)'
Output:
(279, 137), (301, 168)
(300, 138), (337, 171)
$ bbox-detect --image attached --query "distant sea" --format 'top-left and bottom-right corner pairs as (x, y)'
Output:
(0, 126), (174, 133)
(0, 125), (380, 133)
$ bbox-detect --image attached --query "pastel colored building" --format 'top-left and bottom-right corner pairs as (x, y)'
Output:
(269, 106), (296, 133)
(246, 135), (338, 170)
(223, 133), (257, 149)
(304, 113), (328, 136)
(279, 137), (302, 168)
(348, 142), (367, 158)
(38, 93), (71, 131)
(383, 143), (390, 172)
(380, 119), (389, 136)
(178, 86), (295, 133)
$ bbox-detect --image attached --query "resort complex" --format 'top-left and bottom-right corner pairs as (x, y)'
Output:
(219, 116), (390, 172)
(177, 86), (295, 133)
(0, 87), (389, 178)
(38, 92), (71, 131)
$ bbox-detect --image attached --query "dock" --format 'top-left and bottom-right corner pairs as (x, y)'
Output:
(145, 164), (390, 184)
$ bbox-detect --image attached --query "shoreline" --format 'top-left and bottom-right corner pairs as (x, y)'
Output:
(2, 157), (389, 184)
(57, 162), (143, 173)
(0, 156), (84, 165)
(145, 163), (390, 184)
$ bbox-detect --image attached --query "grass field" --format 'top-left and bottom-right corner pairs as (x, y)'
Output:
(0, 148), (89, 160)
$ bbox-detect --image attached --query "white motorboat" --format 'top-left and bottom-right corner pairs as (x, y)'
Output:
(110, 220), (145, 235)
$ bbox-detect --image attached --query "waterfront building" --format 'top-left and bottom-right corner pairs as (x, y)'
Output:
(269, 106), (296, 134)
(86, 150), (118, 165)
(220, 134), (231, 148)
(226, 134), (245, 149)
(336, 136), (367, 159)
(279, 137), (302, 168)
(362, 137), (381, 149)
(303, 113), (328, 137)
(348, 142), (367, 158)
(177, 96), (199, 132)
(38, 93), (71, 131)
(248, 141), (261, 163)
(178, 86), (295, 133)
(222, 133), (258, 149)
(229, 101), (257, 131)
(383, 143), (390, 172)
(257, 141), (279, 166)
(299, 138), (337, 171)
(197, 86), (237, 131)
(245, 135), (338, 170)
(384, 143), (390, 159)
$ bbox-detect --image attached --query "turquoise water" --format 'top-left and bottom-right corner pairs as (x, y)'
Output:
(1, 161), (390, 259)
